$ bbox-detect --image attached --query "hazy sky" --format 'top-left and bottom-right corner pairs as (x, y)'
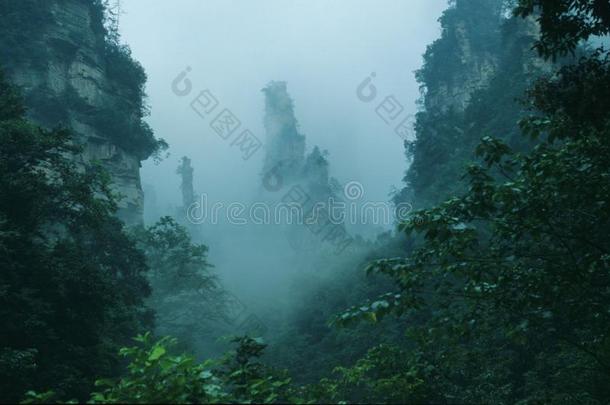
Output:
(119, 0), (448, 212)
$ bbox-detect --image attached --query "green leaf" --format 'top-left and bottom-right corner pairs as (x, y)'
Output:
(148, 346), (166, 361)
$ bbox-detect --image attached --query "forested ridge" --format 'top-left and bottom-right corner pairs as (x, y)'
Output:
(1, 0), (610, 403)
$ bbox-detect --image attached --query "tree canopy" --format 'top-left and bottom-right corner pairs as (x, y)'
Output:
(0, 71), (152, 402)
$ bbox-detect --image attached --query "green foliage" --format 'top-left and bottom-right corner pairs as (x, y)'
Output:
(302, 344), (439, 404)
(94, 1), (168, 159)
(401, 0), (546, 208)
(93, 1), (168, 160)
(218, 336), (293, 403)
(5, 0), (610, 403)
(0, 70), (26, 119)
(0, 0), (167, 160)
(26, 334), (294, 404)
(0, 0), (52, 67)
(96, 6), (167, 159)
(339, 50), (610, 404)
(88, 333), (227, 404)
(515, 0), (610, 58)
(131, 217), (227, 348)
(416, 0), (503, 90)
(336, 1), (610, 403)
(0, 72), (152, 402)
(92, 103), (164, 160)
(263, 237), (408, 387)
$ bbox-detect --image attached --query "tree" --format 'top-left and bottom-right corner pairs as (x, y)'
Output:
(0, 71), (152, 402)
(25, 334), (293, 404)
(515, 0), (610, 58)
(131, 217), (227, 350)
(338, 1), (610, 402)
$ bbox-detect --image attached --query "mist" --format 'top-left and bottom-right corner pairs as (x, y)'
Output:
(117, 0), (448, 339)
(119, 0), (447, 208)
(6, 0), (605, 401)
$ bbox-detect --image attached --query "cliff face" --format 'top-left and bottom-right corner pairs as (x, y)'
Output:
(260, 81), (352, 253)
(423, 21), (498, 112)
(261, 81), (306, 185)
(261, 81), (336, 201)
(417, 0), (504, 113)
(0, 0), (157, 225)
(395, 0), (549, 207)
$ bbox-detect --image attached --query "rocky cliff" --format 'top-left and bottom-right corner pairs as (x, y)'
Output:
(395, 0), (548, 207)
(0, 0), (163, 225)
(261, 81), (306, 185)
(417, 0), (504, 113)
(260, 81), (352, 253)
(261, 81), (338, 201)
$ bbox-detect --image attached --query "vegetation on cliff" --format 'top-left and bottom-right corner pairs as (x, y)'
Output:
(0, 0), (166, 160)
(0, 71), (152, 401)
(2, 0), (610, 403)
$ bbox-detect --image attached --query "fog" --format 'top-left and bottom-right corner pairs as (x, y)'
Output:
(5, 0), (610, 400)
(120, 0), (447, 208)
(117, 0), (447, 353)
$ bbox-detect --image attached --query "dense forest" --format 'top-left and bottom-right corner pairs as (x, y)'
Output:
(1, 0), (610, 403)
